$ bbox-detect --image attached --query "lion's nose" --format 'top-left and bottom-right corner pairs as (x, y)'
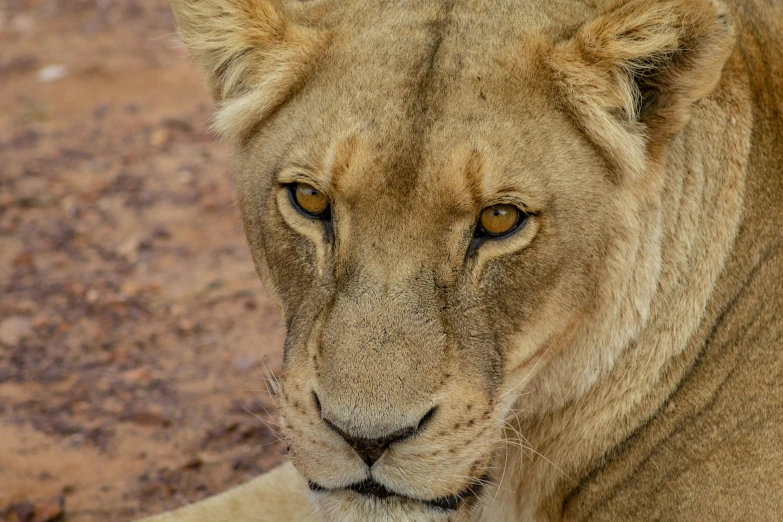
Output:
(323, 419), (414, 467)
(316, 395), (436, 467)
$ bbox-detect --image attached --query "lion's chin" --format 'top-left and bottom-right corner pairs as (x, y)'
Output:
(309, 488), (476, 522)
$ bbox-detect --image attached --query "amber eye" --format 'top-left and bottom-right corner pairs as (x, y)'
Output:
(291, 183), (330, 217)
(478, 204), (522, 237)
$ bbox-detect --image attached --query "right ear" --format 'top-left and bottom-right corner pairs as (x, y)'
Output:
(546, 0), (736, 181)
(171, 0), (330, 144)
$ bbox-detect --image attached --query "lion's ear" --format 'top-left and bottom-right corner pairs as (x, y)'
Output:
(548, 0), (736, 179)
(171, 0), (329, 143)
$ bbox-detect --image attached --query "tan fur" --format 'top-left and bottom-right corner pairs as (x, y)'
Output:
(143, 0), (782, 520)
(171, 0), (330, 143)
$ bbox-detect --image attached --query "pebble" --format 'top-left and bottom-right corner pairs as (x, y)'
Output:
(5, 497), (65, 522)
(181, 455), (203, 470)
(11, 14), (35, 34)
(116, 236), (141, 263)
(121, 368), (153, 383)
(0, 316), (33, 346)
(36, 65), (68, 83)
(31, 497), (64, 522)
(149, 129), (169, 147)
(125, 408), (172, 428)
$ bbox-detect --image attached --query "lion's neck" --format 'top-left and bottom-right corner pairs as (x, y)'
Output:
(476, 53), (754, 522)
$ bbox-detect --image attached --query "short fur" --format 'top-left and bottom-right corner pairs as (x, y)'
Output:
(144, 0), (782, 520)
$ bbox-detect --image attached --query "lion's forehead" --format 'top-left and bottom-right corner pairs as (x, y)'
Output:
(322, 0), (597, 46)
(276, 1), (608, 217)
(313, 0), (595, 133)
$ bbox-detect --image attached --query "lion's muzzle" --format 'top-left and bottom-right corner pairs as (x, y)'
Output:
(318, 398), (437, 466)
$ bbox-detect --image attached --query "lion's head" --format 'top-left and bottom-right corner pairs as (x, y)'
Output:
(171, 0), (736, 520)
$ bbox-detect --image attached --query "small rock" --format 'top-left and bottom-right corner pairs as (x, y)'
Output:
(152, 226), (171, 239)
(65, 433), (86, 448)
(0, 316), (33, 346)
(125, 408), (171, 428)
(64, 281), (85, 297)
(177, 169), (194, 185)
(109, 347), (129, 364)
(7, 497), (65, 522)
(116, 236), (139, 262)
(11, 14), (35, 34)
(36, 65), (68, 83)
(181, 455), (203, 470)
(10, 501), (34, 522)
(101, 396), (124, 416)
(149, 129), (169, 147)
(12, 251), (34, 268)
(177, 318), (196, 335)
(162, 117), (193, 133)
(119, 281), (140, 297)
(121, 368), (153, 383)
(32, 316), (48, 329)
(85, 289), (100, 303)
(140, 477), (177, 498)
(32, 497), (64, 522)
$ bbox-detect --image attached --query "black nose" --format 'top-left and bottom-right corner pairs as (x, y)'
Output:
(318, 398), (436, 467)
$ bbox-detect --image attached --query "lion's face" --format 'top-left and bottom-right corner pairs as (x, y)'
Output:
(172, 0), (735, 520)
(233, 24), (640, 522)
(238, 60), (610, 520)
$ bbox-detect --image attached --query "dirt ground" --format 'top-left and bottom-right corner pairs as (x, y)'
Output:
(0, 1), (287, 520)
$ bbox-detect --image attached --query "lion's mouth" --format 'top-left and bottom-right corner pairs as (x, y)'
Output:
(308, 477), (487, 511)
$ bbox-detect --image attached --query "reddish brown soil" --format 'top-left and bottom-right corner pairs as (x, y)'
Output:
(0, 2), (286, 520)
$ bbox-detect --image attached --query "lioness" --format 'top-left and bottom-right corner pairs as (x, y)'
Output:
(143, 0), (783, 520)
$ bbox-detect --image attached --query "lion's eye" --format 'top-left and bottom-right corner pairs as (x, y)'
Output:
(290, 183), (330, 218)
(478, 204), (522, 237)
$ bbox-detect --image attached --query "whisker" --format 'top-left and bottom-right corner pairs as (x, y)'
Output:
(490, 438), (511, 509)
(500, 343), (554, 398)
(259, 357), (281, 395)
(503, 424), (575, 484)
(241, 405), (282, 434)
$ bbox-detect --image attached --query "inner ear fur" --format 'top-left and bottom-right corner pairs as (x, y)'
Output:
(548, 0), (737, 180)
(171, 0), (329, 144)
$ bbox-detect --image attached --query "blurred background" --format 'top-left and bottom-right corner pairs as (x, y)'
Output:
(0, 1), (286, 520)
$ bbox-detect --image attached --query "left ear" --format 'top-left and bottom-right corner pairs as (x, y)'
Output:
(548, 0), (737, 179)
(171, 0), (330, 144)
